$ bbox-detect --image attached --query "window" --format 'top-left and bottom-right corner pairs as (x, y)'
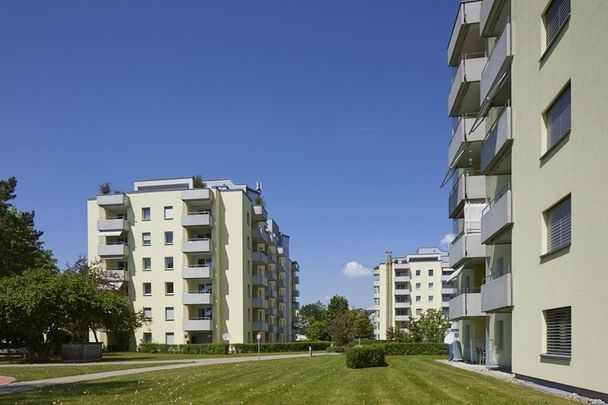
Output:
(165, 256), (174, 270)
(415, 296), (421, 302)
(544, 0), (571, 47)
(416, 308), (422, 316)
(415, 270), (421, 276)
(429, 295), (434, 302)
(496, 320), (505, 350)
(142, 207), (151, 221)
(164, 206), (174, 220)
(545, 85), (571, 151)
(546, 196), (571, 254)
(165, 332), (175, 345)
(165, 307), (174, 321)
(164, 231), (173, 245)
(428, 269), (434, 277)
(415, 283), (421, 290)
(428, 282), (434, 289)
(247, 212), (250, 225)
(143, 283), (152, 296)
(544, 307), (571, 357)
(142, 232), (151, 246)
(143, 257), (151, 271)
(143, 307), (152, 320)
(165, 282), (174, 295)
(143, 332), (152, 343)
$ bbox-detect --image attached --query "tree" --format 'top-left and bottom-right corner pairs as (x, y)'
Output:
(192, 175), (204, 189)
(99, 182), (111, 195)
(327, 295), (349, 321)
(407, 309), (451, 343)
(306, 320), (330, 341)
(386, 326), (408, 342)
(352, 309), (374, 340)
(0, 177), (55, 277)
(328, 313), (355, 346)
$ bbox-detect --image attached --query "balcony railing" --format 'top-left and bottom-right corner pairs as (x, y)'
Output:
(449, 288), (483, 319)
(481, 106), (512, 175)
(181, 188), (212, 202)
(98, 243), (128, 258)
(253, 205), (268, 220)
(182, 318), (213, 331)
(97, 194), (128, 207)
(182, 264), (213, 280)
(182, 238), (212, 253)
(448, 171), (486, 218)
(480, 0), (507, 37)
(480, 22), (512, 105)
(481, 186), (513, 244)
(447, 0), (483, 66)
(252, 274), (268, 286)
(252, 320), (269, 332)
(448, 54), (487, 117)
(481, 266), (512, 312)
(97, 217), (127, 232)
(181, 211), (212, 227)
(182, 292), (212, 305)
(449, 232), (487, 268)
(252, 298), (269, 309)
(448, 115), (486, 169)
(395, 302), (410, 308)
(252, 227), (270, 244)
(252, 251), (268, 264)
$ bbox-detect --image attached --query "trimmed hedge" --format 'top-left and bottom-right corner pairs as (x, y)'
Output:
(138, 343), (229, 354)
(232, 341), (331, 353)
(346, 346), (387, 369)
(383, 342), (448, 356)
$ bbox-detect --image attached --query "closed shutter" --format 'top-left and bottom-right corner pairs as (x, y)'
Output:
(165, 307), (174, 321)
(545, 0), (571, 46)
(547, 197), (571, 253)
(546, 307), (571, 356)
(546, 85), (571, 150)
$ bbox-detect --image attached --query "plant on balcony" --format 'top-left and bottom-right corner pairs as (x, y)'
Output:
(99, 182), (111, 195)
(254, 194), (265, 206)
(192, 175), (205, 189)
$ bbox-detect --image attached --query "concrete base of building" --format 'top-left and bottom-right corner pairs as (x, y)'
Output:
(515, 373), (608, 404)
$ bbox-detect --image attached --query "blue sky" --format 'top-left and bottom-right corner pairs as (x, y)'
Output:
(0, 1), (458, 308)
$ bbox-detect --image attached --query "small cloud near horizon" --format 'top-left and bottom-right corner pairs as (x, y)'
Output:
(342, 261), (372, 278)
(440, 233), (456, 248)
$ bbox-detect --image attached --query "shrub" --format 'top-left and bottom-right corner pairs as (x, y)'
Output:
(326, 345), (346, 353)
(383, 342), (448, 356)
(231, 341), (331, 353)
(137, 343), (229, 355)
(346, 346), (387, 369)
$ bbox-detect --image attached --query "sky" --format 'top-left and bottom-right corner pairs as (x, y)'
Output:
(0, 0), (459, 309)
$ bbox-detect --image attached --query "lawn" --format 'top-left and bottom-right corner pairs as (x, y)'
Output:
(0, 355), (575, 404)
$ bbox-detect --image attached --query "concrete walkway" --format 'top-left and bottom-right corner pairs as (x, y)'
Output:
(0, 353), (323, 395)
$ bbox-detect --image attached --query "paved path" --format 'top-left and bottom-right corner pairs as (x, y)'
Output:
(0, 353), (324, 395)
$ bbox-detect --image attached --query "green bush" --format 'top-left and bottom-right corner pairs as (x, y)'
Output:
(231, 341), (331, 353)
(346, 346), (387, 369)
(383, 342), (448, 356)
(137, 343), (229, 355)
(326, 345), (346, 353)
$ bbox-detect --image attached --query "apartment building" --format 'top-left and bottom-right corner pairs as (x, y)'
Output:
(446, 0), (608, 398)
(87, 177), (300, 348)
(372, 248), (455, 340)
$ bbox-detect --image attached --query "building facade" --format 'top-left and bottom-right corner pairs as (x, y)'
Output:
(446, 0), (608, 397)
(87, 177), (300, 347)
(372, 248), (454, 340)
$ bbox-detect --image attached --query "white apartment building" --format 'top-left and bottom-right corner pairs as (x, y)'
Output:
(372, 248), (455, 340)
(446, 0), (608, 398)
(87, 177), (300, 348)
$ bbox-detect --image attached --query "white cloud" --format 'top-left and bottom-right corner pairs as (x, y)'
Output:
(342, 261), (372, 278)
(440, 233), (456, 248)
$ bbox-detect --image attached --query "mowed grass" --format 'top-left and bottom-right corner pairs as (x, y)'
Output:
(0, 363), (185, 382)
(1, 355), (575, 404)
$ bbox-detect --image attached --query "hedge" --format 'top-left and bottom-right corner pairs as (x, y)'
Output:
(382, 342), (448, 355)
(232, 341), (331, 353)
(346, 346), (387, 369)
(138, 343), (229, 354)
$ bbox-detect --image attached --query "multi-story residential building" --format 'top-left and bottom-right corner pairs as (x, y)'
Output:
(446, 0), (608, 398)
(372, 248), (454, 340)
(87, 177), (300, 348)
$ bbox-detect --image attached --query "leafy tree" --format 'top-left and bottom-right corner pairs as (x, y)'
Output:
(352, 309), (374, 340)
(328, 313), (355, 346)
(299, 300), (327, 337)
(386, 326), (408, 342)
(306, 320), (330, 341)
(0, 177), (55, 277)
(98, 182), (111, 195)
(192, 175), (204, 189)
(407, 309), (451, 343)
(327, 295), (349, 321)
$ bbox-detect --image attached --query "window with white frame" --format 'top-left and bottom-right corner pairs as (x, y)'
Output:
(165, 332), (175, 345)
(164, 206), (174, 220)
(545, 196), (571, 254)
(429, 295), (434, 302)
(545, 84), (571, 151)
(428, 282), (434, 289)
(143, 283), (152, 296)
(143, 332), (152, 343)
(142, 207), (151, 221)
(415, 270), (421, 276)
(165, 256), (174, 270)
(415, 308), (422, 316)
(415, 296), (421, 302)
(142, 257), (151, 271)
(164, 231), (173, 245)
(143, 307), (152, 320)
(544, 0), (570, 48)
(428, 269), (434, 277)
(544, 307), (571, 357)
(165, 282), (174, 295)
(165, 307), (174, 321)
(142, 232), (151, 246)
(415, 283), (421, 290)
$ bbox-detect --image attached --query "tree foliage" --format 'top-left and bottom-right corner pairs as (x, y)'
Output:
(386, 326), (408, 342)
(407, 309), (451, 343)
(327, 295), (349, 321)
(0, 177), (55, 277)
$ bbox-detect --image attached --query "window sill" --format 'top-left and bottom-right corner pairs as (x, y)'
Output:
(165, 268), (174, 271)
(143, 294), (152, 297)
(540, 243), (571, 261)
(540, 353), (571, 360)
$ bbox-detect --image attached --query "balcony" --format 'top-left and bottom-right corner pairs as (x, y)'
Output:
(252, 298), (269, 309)
(252, 227), (270, 244)
(448, 0), (483, 66)
(394, 275), (410, 283)
(481, 106), (512, 175)
(481, 270), (512, 312)
(448, 173), (486, 218)
(481, 188), (513, 244)
(98, 243), (128, 258)
(252, 320), (269, 332)
(442, 287), (456, 295)
(182, 265), (213, 279)
(266, 289), (277, 299)
(448, 55), (486, 117)
(181, 212), (212, 227)
(252, 251), (268, 264)
(480, 0), (509, 37)
(266, 270), (277, 281)
(449, 289), (483, 319)
(253, 205), (267, 221)
(182, 239), (212, 253)
(448, 115), (486, 169)
(277, 326), (284, 335)
(293, 289), (300, 297)
(393, 262), (408, 270)
(97, 217), (127, 232)
(480, 23), (512, 105)
(182, 318), (213, 331)
(267, 307), (277, 316)
(449, 233), (486, 268)
(394, 289), (410, 295)
(103, 269), (126, 281)
(293, 302), (300, 310)
(182, 292), (212, 305)
(277, 246), (285, 257)
(181, 188), (212, 203)
(395, 302), (410, 308)
(252, 274), (268, 286)
(278, 310), (286, 318)
(276, 279), (285, 289)
(97, 194), (128, 207)
(395, 315), (410, 322)
(267, 252), (277, 263)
